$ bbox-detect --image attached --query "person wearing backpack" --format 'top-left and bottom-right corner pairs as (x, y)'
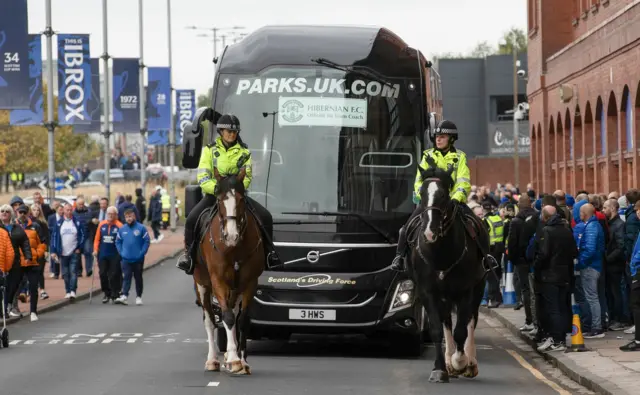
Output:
(507, 195), (539, 332)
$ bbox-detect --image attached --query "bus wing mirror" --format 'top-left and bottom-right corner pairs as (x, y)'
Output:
(181, 107), (214, 169)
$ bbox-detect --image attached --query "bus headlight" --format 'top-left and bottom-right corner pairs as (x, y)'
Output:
(388, 279), (414, 313)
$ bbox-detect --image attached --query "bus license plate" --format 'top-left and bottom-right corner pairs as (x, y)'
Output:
(288, 309), (336, 321)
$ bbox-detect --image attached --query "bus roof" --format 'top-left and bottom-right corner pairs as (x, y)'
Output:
(218, 25), (428, 78)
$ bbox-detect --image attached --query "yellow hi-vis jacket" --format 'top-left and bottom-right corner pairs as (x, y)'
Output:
(413, 147), (471, 204)
(196, 137), (252, 196)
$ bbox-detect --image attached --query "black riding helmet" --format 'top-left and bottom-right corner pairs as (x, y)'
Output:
(429, 119), (458, 145)
(216, 113), (241, 134)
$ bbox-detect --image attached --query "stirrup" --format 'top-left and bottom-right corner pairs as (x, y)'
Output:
(482, 255), (499, 272)
(176, 253), (194, 274)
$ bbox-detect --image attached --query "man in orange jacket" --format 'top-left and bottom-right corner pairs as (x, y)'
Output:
(16, 204), (46, 321)
(0, 218), (15, 316)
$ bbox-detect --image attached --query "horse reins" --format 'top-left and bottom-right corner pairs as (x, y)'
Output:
(416, 176), (469, 281)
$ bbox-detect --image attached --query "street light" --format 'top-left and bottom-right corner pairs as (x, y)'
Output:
(187, 25), (245, 102)
(500, 37), (520, 188)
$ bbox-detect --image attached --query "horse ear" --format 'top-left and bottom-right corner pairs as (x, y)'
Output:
(213, 166), (221, 181)
(237, 167), (246, 183)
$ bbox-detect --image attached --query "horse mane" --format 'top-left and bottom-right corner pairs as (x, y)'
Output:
(420, 166), (454, 194)
(216, 174), (246, 196)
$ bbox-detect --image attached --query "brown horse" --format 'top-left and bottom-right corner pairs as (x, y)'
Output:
(193, 166), (265, 375)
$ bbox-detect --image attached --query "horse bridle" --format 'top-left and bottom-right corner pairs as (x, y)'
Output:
(214, 195), (248, 247)
(420, 177), (459, 238)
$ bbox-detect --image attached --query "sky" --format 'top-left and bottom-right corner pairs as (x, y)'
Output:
(26, 0), (527, 98)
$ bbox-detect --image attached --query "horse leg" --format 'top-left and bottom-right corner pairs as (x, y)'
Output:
(442, 308), (457, 378)
(236, 281), (257, 375)
(451, 295), (472, 374)
(419, 288), (449, 383)
(196, 283), (220, 372)
(463, 280), (485, 378)
(222, 298), (244, 374)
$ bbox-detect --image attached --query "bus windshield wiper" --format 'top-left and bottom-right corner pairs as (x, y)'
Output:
(310, 57), (396, 87)
(281, 211), (396, 244)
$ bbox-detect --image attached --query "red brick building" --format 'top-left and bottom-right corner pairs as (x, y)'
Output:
(528, 0), (640, 194)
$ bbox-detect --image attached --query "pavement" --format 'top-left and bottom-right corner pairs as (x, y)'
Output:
(0, 260), (596, 395)
(481, 305), (640, 395)
(4, 226), (184, 324)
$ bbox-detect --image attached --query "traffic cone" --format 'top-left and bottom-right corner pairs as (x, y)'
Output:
(567, 293), (589, 352)
(502, 260), (517, 306)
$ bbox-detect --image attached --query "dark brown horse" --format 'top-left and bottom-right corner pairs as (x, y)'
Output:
(193, 167), (265, 375)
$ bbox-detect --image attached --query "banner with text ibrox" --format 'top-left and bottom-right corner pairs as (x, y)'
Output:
(57, 34), (92, 125)
(73, 58), (102, 133)
(0, 0), (31, 109)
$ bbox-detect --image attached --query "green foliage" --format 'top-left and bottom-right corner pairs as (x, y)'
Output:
(0, 83), (101, 173)
(197, 87), (213, 108)
(431, 27), (527, 60)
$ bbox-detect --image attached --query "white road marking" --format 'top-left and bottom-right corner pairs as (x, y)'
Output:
(207, 381), (220, 387)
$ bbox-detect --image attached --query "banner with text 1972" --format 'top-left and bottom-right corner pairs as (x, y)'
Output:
(57, 34), (91, 125)
(147, 66), (171, 131)
(73, 58), (102, 133)
(112, 58), (140, 133)
(175, 89), (195, 145)
(0, 0), (31, 109)
(10, 34), (43, 125)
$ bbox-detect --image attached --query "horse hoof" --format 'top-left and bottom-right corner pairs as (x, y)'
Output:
(463, 363), (479, 378)
(227, 361), (244, 374)
(446, 363), (459, 378)
(429, 369), (450, 383)
(205, 360), (220, 372)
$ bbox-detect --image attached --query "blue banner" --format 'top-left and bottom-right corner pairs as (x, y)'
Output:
(148, 130), (169, 145)
(175, 89), (195, 146)
(73, 58), (101, 133)
(112, 58), (140, 132)
(57, 34), (91, 125)
(147, 67), (171, 131)
(0, 0), (30, 109)
(10, 34), (43, 125)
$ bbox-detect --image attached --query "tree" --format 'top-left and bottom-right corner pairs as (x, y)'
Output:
(0, 83), (101, 173)
(197, 87), (213, 108)
(470, 41), (496, 58)
(497, 27), (528, 55)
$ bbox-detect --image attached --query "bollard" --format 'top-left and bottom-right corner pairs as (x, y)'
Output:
(502, 260), (517, 306)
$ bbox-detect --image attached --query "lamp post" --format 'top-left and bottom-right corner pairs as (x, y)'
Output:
(187, 26), (245, 104)
(501, 37), (520, 188)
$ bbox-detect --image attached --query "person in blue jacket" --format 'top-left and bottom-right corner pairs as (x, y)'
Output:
(620, 210), (640, 351)
(115, 208), (150, 306)
(50, 203), (86, 299)
(574, 203), (605, 339)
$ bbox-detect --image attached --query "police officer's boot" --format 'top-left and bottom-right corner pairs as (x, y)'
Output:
(390, 226), (408, 272)
(176, 243), (195, 275)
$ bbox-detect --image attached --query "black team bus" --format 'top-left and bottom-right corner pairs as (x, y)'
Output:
(182, 25), (443, 356)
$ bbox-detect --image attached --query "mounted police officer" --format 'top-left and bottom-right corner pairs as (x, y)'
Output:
(390, 119), (475, 272)
(176, 114), (278, 274)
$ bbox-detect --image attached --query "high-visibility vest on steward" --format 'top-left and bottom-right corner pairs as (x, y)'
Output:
(485, 214), (504, 246)
(196, 136), (253, 196)
(413, 147), (471, 204)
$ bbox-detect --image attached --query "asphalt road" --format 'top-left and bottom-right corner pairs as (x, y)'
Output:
(1, 261), (590, 395)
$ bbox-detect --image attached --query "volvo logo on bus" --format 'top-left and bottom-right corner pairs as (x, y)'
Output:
(306, 250), (320, 263)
